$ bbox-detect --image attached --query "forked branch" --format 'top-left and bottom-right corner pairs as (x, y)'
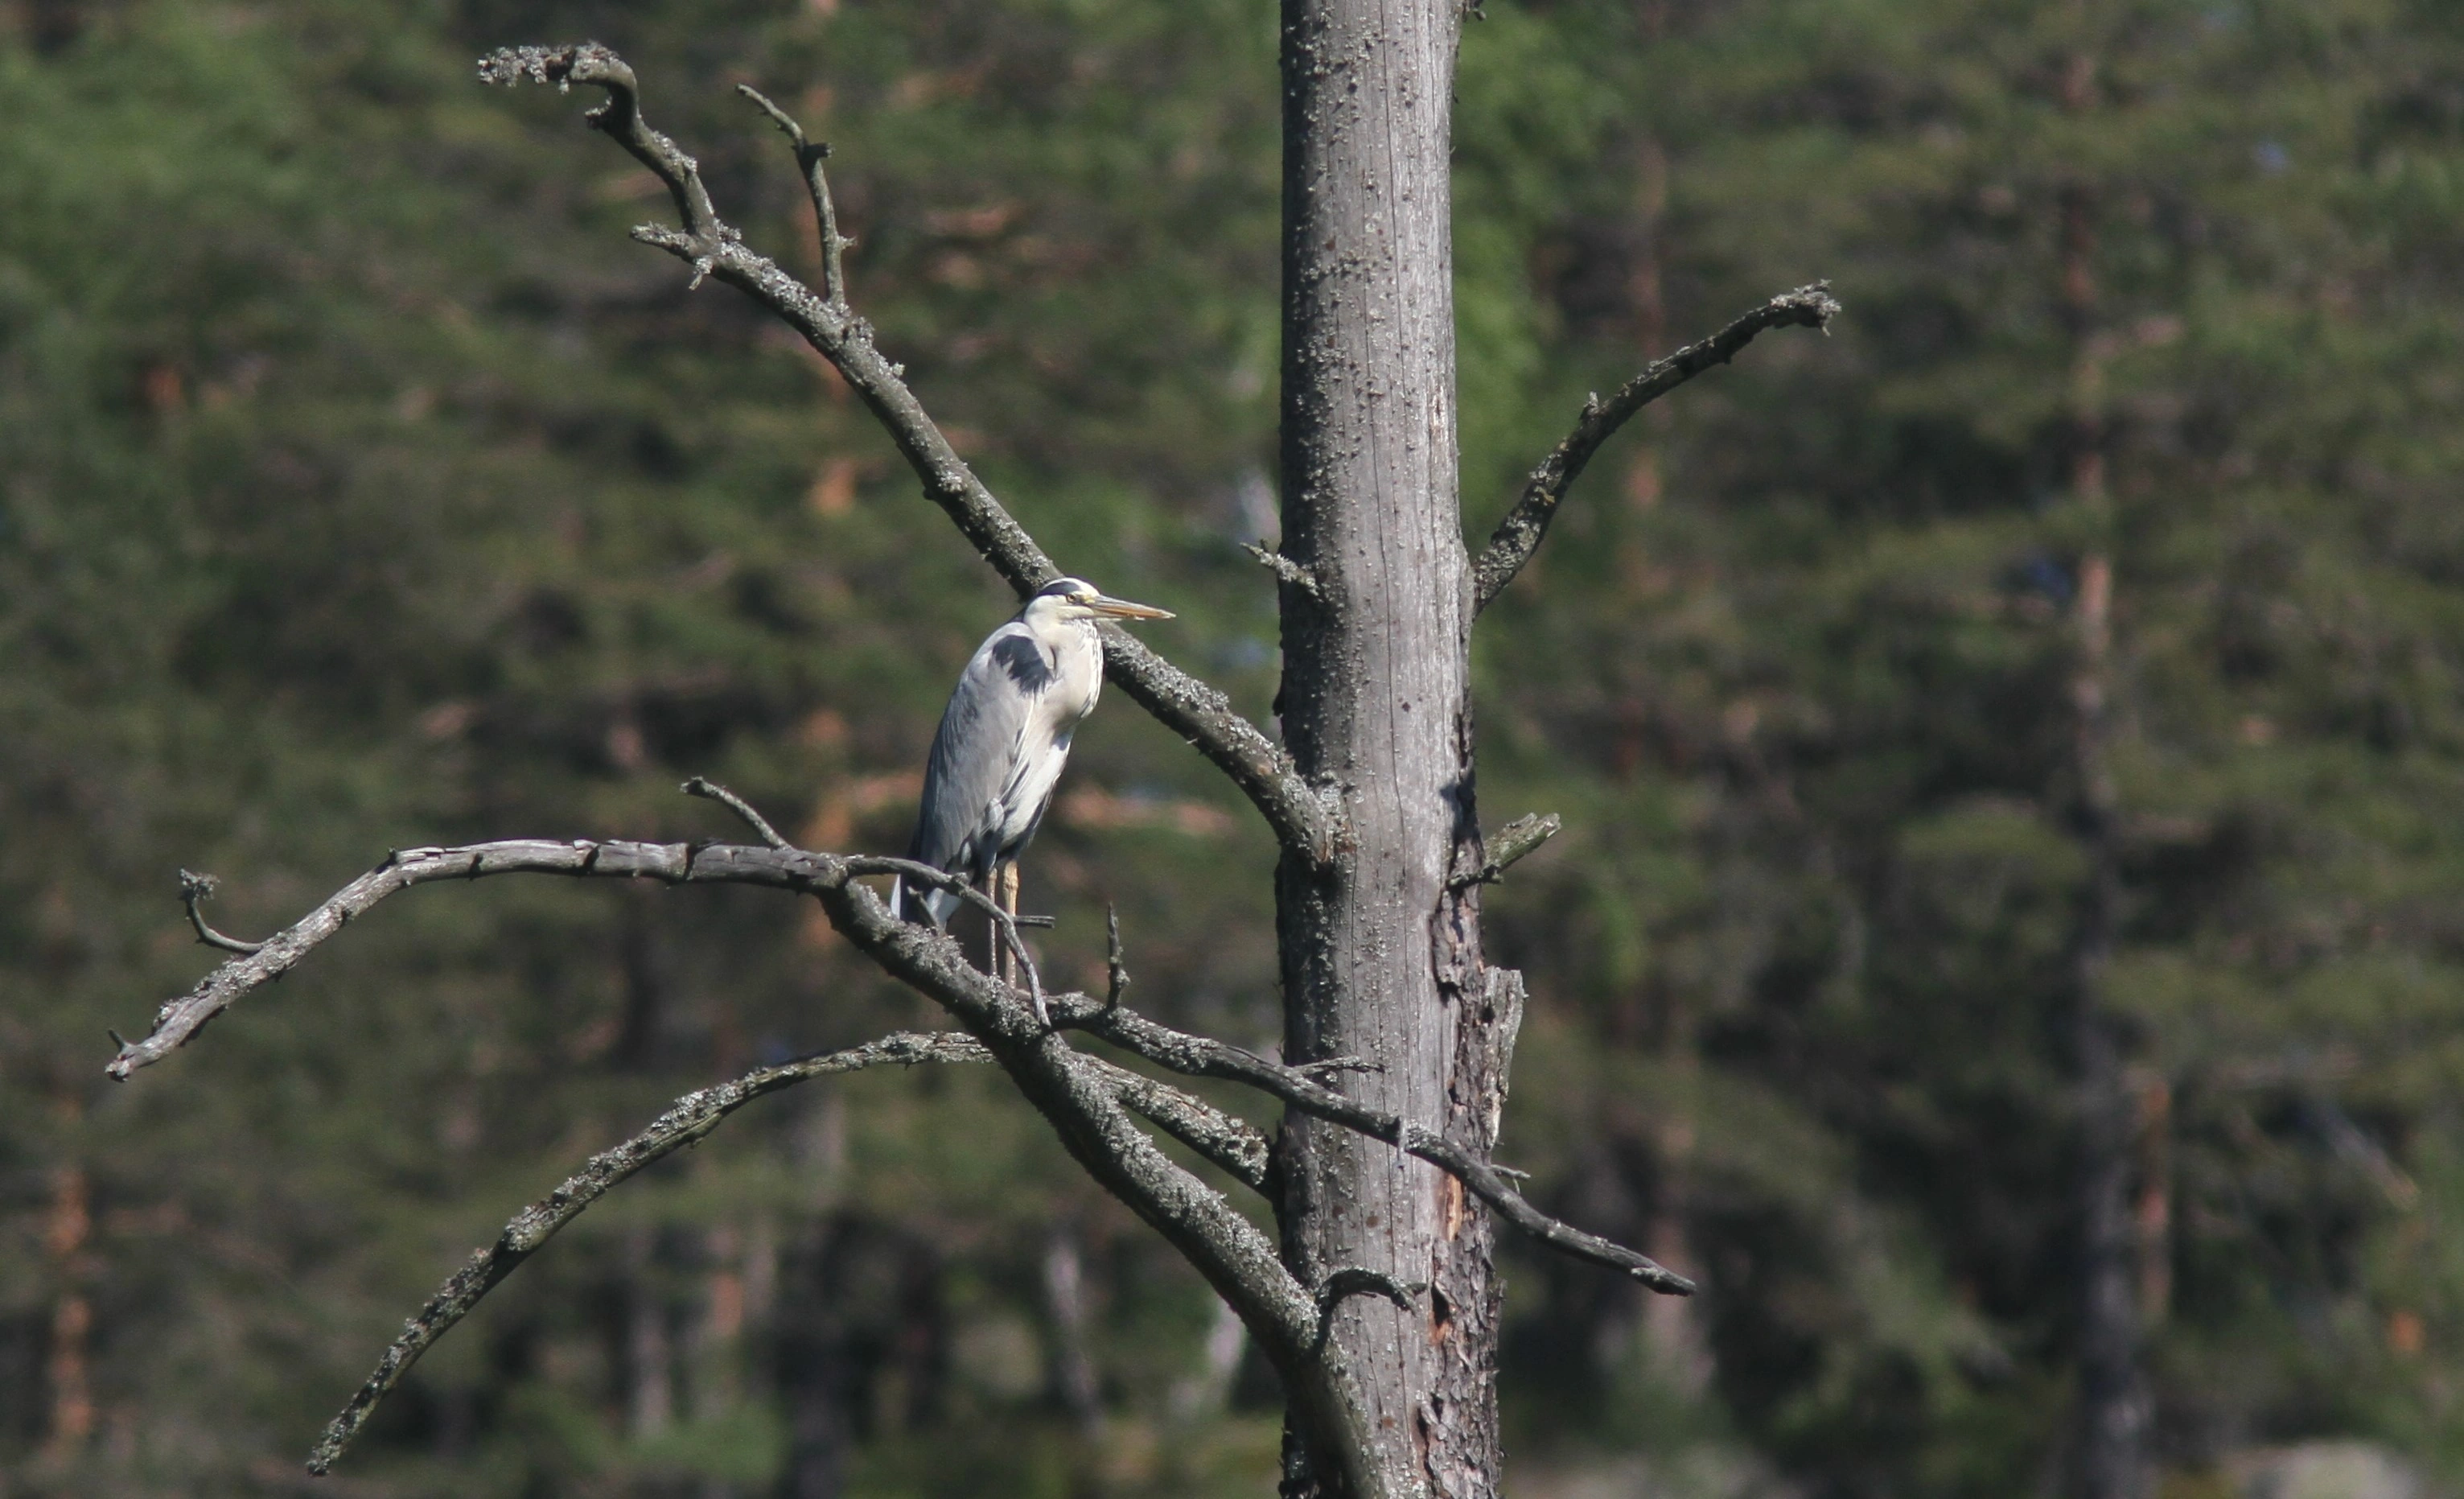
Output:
(735, 84), (852, 309)
(307, 1030), (993, 1473)
(1473, 282), (1840, 613)
(478, 43), (1335, 862)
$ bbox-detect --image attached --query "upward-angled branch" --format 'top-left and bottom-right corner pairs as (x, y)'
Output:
(300, 1025), (1276, 1475)
(478, 44), (1335, 862)
(307, 1030), (993, 1474)
(1473, 282), (1840, 613)
(734, 84), (851, 310)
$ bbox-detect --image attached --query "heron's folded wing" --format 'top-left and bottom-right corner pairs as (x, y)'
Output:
(911, 624), (1051, 877)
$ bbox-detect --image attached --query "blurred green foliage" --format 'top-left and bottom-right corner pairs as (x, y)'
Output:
(2, 0), (2461, 1495)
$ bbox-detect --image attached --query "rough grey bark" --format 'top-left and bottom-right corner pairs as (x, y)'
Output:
(1273, 2), (1499, 1492)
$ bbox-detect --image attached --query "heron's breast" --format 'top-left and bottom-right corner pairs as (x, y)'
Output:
(1055, 628), (1104, 721)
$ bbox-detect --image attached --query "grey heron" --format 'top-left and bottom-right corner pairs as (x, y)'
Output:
(894, 577), (1174, 968)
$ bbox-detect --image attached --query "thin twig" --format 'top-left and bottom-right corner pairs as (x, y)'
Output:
(681, 776), (790, 850)
(479, 43), (1338, 863)
(178, 870), (264, 955)
(1473, 283), (1839, 614)
(306, 1030), (991, 1474)
(1105, 903), (1129, 1011)
(1243, 542), (1318, 597)
(735, 84), (851, 309)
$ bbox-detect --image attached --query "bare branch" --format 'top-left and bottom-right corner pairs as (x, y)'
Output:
(479, 44), (725, 278)
(734, 84), (851, 309)
(1099, 635), (1335, 861)
(1084, 1056), (1273, 1192)
(109, 835), (1360, 1409)
(681, 776), (789, 849)
(1104, 902), (1129, 1010)
(1473, 283), (1840, 613)
(306, 1030), (990, 1474)
(837, 855), (1043, 1022)
(479, 44), (1337, 863)
(1051, 994), (1697, 1295)
(1243, 541), (1319, 596)
(106, 838), (1057, 1079)
(1453, 812), (1561, 887)
(675, 779), (1047, 1007)
(177, 870), (263, 955)
(1076, 909), (1273, 1184)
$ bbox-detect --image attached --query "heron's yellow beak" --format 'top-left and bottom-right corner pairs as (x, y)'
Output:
(1088, 595), (1174, 620)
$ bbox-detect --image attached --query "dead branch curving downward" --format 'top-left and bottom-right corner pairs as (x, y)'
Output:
(479, 44), (1336, 863)
(111, 839), (833, 1080)
(306, 1030), (992, 1474)
(1473, 283), (1840, 614)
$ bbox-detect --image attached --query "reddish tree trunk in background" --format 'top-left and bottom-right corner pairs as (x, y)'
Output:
(2059, 74), (2153, 1485)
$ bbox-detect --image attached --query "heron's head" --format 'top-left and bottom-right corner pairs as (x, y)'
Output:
(1029, 576), (1175, 624)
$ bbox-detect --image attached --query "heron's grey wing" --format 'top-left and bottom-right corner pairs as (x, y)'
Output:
(908, 624), (1049, 880)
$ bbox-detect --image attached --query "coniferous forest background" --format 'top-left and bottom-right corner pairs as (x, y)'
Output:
(5, 1), (2464, 1494)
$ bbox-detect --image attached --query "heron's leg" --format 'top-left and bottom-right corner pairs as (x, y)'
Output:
(973, 871), (1001, 980)
(998, 864), (1021, 985)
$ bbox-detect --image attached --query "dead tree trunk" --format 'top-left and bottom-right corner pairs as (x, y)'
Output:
(1273, 1), (1499, 1493)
